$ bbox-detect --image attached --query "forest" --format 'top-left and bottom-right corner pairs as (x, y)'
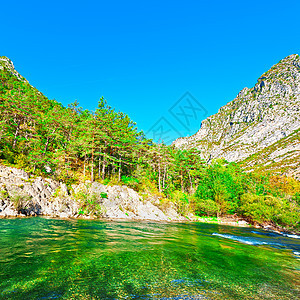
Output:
(1, 64), (300, 230)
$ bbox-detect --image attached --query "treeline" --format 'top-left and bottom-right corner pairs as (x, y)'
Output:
(1, 65), (299, 229)
(0, 67), (204, 193)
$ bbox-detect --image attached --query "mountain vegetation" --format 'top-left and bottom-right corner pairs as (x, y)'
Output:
(0, 55), (299, 230)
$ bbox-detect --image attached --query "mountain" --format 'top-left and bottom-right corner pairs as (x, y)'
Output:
(173, 54), (300, 179)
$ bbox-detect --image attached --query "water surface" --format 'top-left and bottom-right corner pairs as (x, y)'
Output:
(0, 218), (299, 299)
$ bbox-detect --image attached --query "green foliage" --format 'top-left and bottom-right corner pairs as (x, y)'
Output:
(192, 161), (300, 229)
(0, 189), (9, 200)
(121, 175), (139, 190)
(239, 193), (300, 229)
(53, 187), (62, 198)
(170, 190), (190, 216)
(10, 192), (31, 212)
(100, 192), (108, 199)
(192, 198), (219, 216)
(240, 193), (276, 223)
(103, 178), (110, 185)
(293, 193), (300, 205)
(75, 191), (106, 217)
(195, 161), (244, 215)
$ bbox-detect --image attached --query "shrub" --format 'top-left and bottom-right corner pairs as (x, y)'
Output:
(75, 192), (106, 217)
(238, 193), (300, 228)
(103, 178), (110, 185)
(239, 193), (272, 223)
(53, 187), (62, 198)
(277, 203), (300, 229)
(192, 198), (219, 217)
(170, 190), (190, 216)
(15, 154), (28, 169)
(10, 192), (31, 212)
(0, 190), (9, 200)
(121, 175), (139, 190)
(194, 161), (244, 215)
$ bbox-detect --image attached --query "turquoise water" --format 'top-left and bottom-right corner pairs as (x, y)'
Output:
(0, 218), (299, 299)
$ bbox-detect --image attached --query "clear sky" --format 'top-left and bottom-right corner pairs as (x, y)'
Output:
(2, 0), (300, 143)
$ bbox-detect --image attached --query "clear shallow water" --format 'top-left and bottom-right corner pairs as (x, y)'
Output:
(0, 218), (299, 299)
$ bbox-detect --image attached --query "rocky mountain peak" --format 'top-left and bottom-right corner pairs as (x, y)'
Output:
(0, 56), (28, 82)
(173, 54), (300, 178)
(280, 53), (300, 66)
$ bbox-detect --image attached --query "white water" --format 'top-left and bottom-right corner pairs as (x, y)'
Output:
(212, 233), (275, 245)
(212, 230), (300, 259)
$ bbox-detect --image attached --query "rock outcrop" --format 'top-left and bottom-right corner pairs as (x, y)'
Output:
(173, 54), (300, 178)
(0, 164), (183, 221)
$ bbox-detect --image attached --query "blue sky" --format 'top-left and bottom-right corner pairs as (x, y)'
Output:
(2, 0), (300, 143)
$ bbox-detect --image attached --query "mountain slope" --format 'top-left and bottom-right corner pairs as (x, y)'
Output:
(173, 54), (300, 177)
(239, 128), (300, 178)
(0, 56), (28, 82)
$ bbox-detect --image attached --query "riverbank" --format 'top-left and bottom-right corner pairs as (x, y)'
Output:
(0, 165), (247, 226)
(0, 164), (299, 235)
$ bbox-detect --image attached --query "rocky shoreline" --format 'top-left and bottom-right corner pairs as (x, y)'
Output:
(0, 164), (185, 222)
(1, 164), (298, 235)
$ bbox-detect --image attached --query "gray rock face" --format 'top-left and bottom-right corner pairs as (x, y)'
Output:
(0, 165), (183, 221)
(173, 54), (300, 177)
(72, 182), (184, 221)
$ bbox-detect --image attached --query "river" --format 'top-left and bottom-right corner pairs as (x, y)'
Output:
(0, 218), (299, 299)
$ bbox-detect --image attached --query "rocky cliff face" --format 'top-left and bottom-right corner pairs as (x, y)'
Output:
(0, 164), (182, 221)
(173, 54), (300, 177)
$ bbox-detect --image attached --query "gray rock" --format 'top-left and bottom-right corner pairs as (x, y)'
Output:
(0, 164), (183, 221)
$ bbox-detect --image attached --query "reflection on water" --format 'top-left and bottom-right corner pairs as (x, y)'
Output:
(0, 218), (299, 299)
